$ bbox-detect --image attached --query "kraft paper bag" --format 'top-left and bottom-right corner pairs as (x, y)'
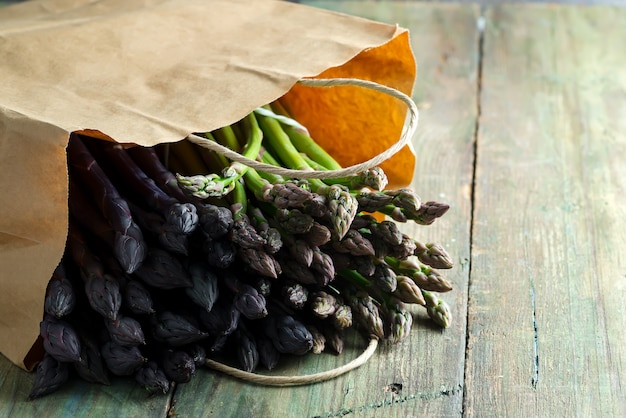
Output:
(0, 0), (416, 370)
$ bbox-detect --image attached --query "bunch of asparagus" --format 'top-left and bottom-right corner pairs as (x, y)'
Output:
(30, 103), (453, 399)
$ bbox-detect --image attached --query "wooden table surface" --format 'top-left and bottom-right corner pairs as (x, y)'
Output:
(1, 1), (625, 417)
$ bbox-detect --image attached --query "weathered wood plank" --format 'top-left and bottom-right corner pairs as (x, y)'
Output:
(0, 353), (170, 418)
(172, 2), (478, 417)
(466, 4), (626, 417)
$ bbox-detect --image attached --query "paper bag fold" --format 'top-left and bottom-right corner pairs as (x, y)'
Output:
(0, 0), (416, 369)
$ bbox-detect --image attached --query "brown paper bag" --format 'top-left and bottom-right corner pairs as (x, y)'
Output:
(0, 0), (416, 370)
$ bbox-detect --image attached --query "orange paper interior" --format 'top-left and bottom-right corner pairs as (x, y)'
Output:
(280, 31), (416, 189)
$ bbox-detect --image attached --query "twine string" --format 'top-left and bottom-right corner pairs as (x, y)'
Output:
(204, 337), (379, 386)
(200, 77), (417, 384)
(252, 106), (310, 135)
(185, 77), (419, 179)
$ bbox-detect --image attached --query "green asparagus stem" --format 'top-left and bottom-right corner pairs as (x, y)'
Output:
(422, 290), (452, 328)
(332, 304), (353, 330)
(256, 109), (311, 170)
(195, 132), (231, 172)
(296, 148), (388, 190)
(384, 256), (453, 293)
(347, 290), (385, 340)
(337, 268), (372, 288)
(385, 298), (413, 344)
(41, 98), (457, 396)
(228, 181), (266, 249)
(322, 327), (345, 355)
(267, 102), (342, 170)
(176, 113), (263, 198)
(331, 229), (376, 257)
(249, 206), (283, 254)
(310, 248), (336, 286)
(368, 219), (404, 246)
(309, 291), (338, 319)
(393, 275), (426, 305)
(256, 111), (358, 239)
(301, 221), (332, 247)
(377, 200), (450, 225)
(282, 282), (309, 309)
(257, 147), (286, 184)
(306, 324), (326, 354)
(212, 124), (241, 152)
(413, 241), (454, 269)
(372, 261), (398, 293)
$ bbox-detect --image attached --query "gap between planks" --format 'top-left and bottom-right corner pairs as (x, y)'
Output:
(462, 3), (486, 416)
(311, 384), (464, 418)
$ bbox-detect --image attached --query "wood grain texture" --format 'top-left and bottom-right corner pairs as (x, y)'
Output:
(0, 358), (170, 418)
(5, 2), (625, 418)
(171, 2), (478, 417)
(465, 4), (626, 417)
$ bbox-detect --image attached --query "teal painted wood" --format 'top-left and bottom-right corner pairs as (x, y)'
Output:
(0, 356), (170, 418)
(8, 3), (624, 418)
(465, 4), (626, 417)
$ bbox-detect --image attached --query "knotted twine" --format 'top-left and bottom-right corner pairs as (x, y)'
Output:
(190, 77), (420, 386)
